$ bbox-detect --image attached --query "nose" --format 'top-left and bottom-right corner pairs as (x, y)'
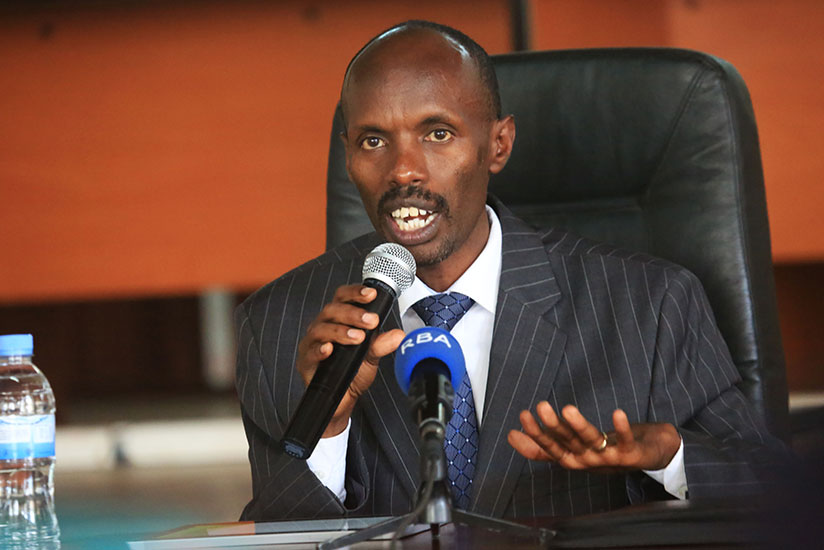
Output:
(389, 140), (427, 187)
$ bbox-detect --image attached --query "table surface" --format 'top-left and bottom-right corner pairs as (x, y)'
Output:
(56, 463), (251, 550)
(54, 463), (824, 550)
(126, 496), (824, 550)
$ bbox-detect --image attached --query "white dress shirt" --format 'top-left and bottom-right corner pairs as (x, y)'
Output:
(307, 206), (687, 502)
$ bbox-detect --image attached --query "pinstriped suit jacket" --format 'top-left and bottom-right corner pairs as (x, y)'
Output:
(235, 197), (783, 521)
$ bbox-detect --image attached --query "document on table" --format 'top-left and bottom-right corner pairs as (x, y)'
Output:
(128, 516), (430, 549)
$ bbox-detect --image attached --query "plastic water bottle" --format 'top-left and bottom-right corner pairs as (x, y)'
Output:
(0, 334), (60, 549)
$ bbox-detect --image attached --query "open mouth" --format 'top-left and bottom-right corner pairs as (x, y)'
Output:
(390, 206), (437, 232)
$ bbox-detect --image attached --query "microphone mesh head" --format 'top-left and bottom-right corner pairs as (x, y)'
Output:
(362, 243), (416, 297)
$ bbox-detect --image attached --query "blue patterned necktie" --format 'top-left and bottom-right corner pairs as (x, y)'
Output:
(411, 292), (478, 510)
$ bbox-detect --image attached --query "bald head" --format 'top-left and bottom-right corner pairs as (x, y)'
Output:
(340, 21), (501, 128)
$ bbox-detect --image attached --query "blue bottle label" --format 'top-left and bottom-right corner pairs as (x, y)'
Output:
(0, 414), (56, 459)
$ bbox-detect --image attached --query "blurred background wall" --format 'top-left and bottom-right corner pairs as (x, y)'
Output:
(1, 0), (822, 544)
(1, 0), (821, 417)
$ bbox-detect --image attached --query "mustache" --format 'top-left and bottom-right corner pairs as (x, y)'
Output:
(377, 185), (449, 216)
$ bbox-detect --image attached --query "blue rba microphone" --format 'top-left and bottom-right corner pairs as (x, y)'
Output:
(395, 327), (465, 442)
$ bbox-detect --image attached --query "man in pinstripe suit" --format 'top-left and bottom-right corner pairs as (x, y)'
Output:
(235, 21), (785, 521)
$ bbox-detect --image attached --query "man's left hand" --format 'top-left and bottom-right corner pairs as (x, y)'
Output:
(507, 401), (681, 472)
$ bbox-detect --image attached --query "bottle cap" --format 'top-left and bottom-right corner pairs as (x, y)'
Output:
(0, 334), (34, 356)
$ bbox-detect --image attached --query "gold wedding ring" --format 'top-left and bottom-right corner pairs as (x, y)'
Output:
(595, 431), (608, 452)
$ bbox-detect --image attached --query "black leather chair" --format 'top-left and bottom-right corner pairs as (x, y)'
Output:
(325, 48), (789, 440)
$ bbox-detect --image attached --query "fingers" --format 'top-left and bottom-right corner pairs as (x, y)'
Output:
(309, 341), (334, 363)
(364, 329), (405, 366)
(559, 405), (609, 453)
(513, 407), (575, 463)
(612, 409), (635, 452)
(304, 285), (380, 350)
(333, 284), (379, 305)
(512, 404), (674, 474)
(296, 285), (405, 436)
(532, 402), (599, 455)
(314, 299), (380, 342)
(296, 284), (381, 385)
(308, 307), (377, 349)
(508, 429), (552, 461)
(509, 402), (633, 469)
(520, 408), (551, 443)
(346, 329), (405, 399)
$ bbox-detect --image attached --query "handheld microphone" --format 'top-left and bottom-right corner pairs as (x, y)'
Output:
(282, 243), (416, 460)
(394, 327), (466, 465)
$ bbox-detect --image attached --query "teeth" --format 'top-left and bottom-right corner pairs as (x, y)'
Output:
(393, 214), (435, 232)
(389, 206), (436, 232)
(391, 207), (431, 219)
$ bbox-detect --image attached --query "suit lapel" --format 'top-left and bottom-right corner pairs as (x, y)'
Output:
(333, 234), (422, 501)
(348, 203), (572, 512)
(471, 201), (568, 517)
(358, 295), (422, 501)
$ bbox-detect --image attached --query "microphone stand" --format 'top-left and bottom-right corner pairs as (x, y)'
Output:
(319, 422), (555, 549)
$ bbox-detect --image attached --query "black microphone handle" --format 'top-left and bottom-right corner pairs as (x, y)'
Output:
(408, 364), (454, 483)
(282, 278), (396, 459)
(407, 362), (454, 429)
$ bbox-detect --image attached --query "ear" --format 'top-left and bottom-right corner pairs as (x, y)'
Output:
(488, 115), (515, 175)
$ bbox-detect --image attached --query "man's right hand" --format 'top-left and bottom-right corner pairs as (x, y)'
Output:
(296, 283), (405, 438)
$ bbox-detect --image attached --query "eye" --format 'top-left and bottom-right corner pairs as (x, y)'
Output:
(360, 136), (386, 150)
(425, 129), (453, 143)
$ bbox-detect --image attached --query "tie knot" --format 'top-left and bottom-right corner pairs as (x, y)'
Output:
(412, 292), (475, 332)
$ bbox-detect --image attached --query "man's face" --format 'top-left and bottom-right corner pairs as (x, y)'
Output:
(341, 31), (512, 283)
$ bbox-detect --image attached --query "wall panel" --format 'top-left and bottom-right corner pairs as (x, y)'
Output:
(532, 0), (824, 262)
(0, 0), (512, 303)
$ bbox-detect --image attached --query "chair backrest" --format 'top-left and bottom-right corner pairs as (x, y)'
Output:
(325, 47), (788, 439)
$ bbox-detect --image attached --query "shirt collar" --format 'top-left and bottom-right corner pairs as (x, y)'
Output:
(398, 205), (502, 317)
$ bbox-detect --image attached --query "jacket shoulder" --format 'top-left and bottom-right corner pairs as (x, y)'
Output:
(539, 226), (687, 275)
(238, 232), (381, 316)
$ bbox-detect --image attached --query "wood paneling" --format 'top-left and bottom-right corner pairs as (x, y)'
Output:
(3, 0), (821, 303)
(531, 0), (670, 48)
(0, 0), (511, 303)
(532, 0), (824, 263)
(0, 295), (205, 421)
(774, 263), (824, 391)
